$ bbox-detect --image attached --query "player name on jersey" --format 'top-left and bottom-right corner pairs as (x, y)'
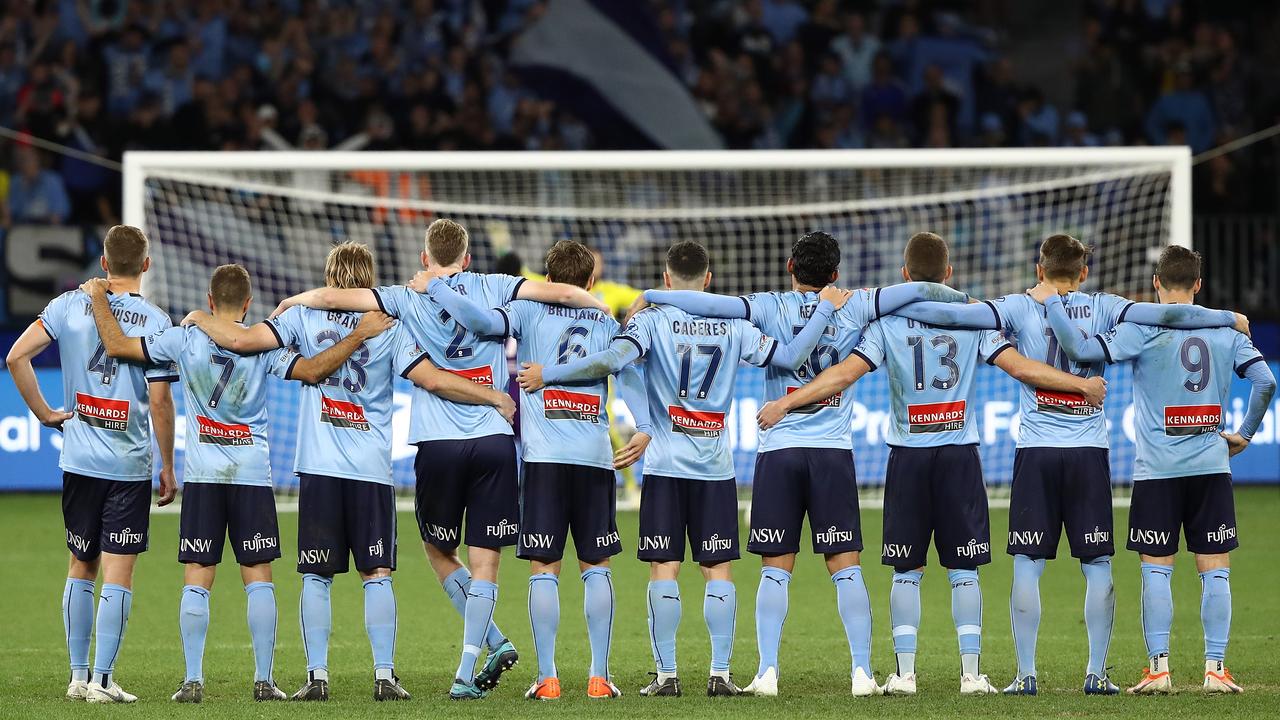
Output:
(196, 415), (253, 446)
(1034, 388), (1097, 416)
(320, 396), (370, 431)
(785, 385), (841, 414)
(1163, 404), (1223, 435)
(74, 392), (129, 432)
(446, 365), (495, 387)
(543, 389), (602, 423)
(907, 400), (966, 433)
(668, 406), (726, 438)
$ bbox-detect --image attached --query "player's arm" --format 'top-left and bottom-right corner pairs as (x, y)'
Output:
(875, 281), (970, 313)
(82, 279), (146, 361)
(272, 287), (380, 318)
(181, 311), (281, 353)
(642, 290), (749, 319)
(1115, 302), (1244, 333)
(518, 338), (641, 392)
(766, 287), (852, 369)
(612, 364), (652, 469)
(992, 347), (1107, 407)
(426, 278), (507, 336)
(892, 300), (1002, 329)
(1042, 294), (1127, 364)
(758, 353), (873, 430)
(4, 321), (72, 430)
(403, 356), (516, 423)
(148, 380), (177, 506)
(515, 279), (610, 313)
(288, 312), (394, 385)
(1222, 357), (1277, 456)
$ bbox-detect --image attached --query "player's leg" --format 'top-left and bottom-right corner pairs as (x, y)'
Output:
(61, 473), (103, 700)
(1184, 474), (1240, 693)
(568, 465), (623, 699)
(172, 482), (224, 703)
(293, 474), (349, 701)
(345, 478), (407, 700)
(934, 446), (995, 694)
(1003, 448), (1059, 694)
(86, 479), (150, 704)
(637, 474), (686, 697)
(1125, 477), (1180, 694)
(229, 484), (284, 700)
(1060, 448), (1119, 694)
(692, 477), (742, 697)
(743, 449), (804, 694)
(518, 463), (573, 700)
(881, 448), (931, 695)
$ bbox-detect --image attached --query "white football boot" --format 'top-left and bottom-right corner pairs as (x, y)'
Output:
(741, 666), (778, 697)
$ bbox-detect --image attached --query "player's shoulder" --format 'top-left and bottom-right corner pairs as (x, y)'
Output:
(990, 291), (1032, 312)
(121, 293), (174, 327)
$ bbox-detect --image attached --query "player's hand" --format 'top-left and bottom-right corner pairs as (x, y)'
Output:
(1079, 376), (1107, 408)
(1220, 431), (1250, 457)
(269, 297), (296, 319)
(354, 311), (394, 339)
(156, 466), (177, 507)
(1233, 312), (1251, 338)
(614, 431), (650, 469)
(623, 294), (650, 324)
(494, 392), (517, 425)
(1025, 281), (1059, 305)
(181, 310), (209, 327)
(408, 270), (433, 294)
(517, 362), (545, 392)
(757, 400), (788, 429)
(40, 408), (74, 432)
(80, 277), (109, 298)
(819, 285), (853, 310)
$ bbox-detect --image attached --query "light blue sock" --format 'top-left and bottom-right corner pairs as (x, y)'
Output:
(63, 578), (94, 682)
(1010, 555), (1044, 678)
(1081, 557), (1115, 675)
(179, 585), (210, 683)
(91, 583), (132, 685)
(299, 574), (332, 675)
(582, 567), (614, 679)
(528, 573), (559, 681)
(245, 582), (276, 683)
(1140, 563), (1173, 658)
(832, 565), (872, 676)
(442, 567), (507, 651)
(647, 580), (681, 673)
(363, 577), (397, 675)
(1199, 568), (1231, 661)
(889, 570), (922, 674)
(949, 569), (982, 675)
(755, 567), (790, 676)
(457, 580), (498, 682)
(704, 580), (736, 674)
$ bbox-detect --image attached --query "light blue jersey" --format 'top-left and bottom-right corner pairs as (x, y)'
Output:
(38, 290), (178, 481)
(992, 291), (1130, 449)
(853, 317), (1010, 447)
(744, 289), (882, 452)
(143, 326), (295, 486)
(620, 305), (778, 481)
(267, 307), (412, 485)
(1096, 324), (1263, 480)
(373, 272), (523, 443)
(500, 301), (620, 469)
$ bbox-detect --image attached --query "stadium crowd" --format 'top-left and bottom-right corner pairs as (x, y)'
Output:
(1, 0), (1277, 228)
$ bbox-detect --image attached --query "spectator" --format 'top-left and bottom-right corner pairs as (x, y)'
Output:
(15, 55), (67, 141)
(102, 25), (149, 116)
(862, 51), (907, 130)
(1145, 64), (1215, 152)
(0, 43), (28, 128)
(976, 112), (1005, 147)
(1016, 87), (1059, 145)
(1061, 111), (1100, 147)
(57, 89), (116, 224)
(810, 52), (854, 117)
(910, 64), (960, 144)
(761, 0), (809, 46)
(8, 148), (71, 225)
(143, 40), (196, 117)
(830, 11), (880, 92)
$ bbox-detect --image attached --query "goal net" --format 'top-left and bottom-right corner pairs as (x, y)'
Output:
(124, 148), (1192, 504)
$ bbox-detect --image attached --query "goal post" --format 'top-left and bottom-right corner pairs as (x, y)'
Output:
(123, 147), (1193, 501)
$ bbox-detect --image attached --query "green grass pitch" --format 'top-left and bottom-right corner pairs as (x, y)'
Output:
(1, 488), (1277, 719)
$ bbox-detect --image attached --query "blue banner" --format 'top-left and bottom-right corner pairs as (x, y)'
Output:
(1, 365), (1276, 492)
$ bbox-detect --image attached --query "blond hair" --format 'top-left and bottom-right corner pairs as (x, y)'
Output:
(325, 241), (375, 289)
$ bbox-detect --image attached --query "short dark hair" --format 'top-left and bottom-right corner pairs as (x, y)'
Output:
(1155, 244), (1201, 290)
(1039, 234), (1092, 280)
(666, 241), (709, 281)
(426, 218), (469, 266)
(209, 264), (252, 310)
(903, 232), (949, 283)
(103, 225), (149, 277)
(544, 240), (595, 288)
(791, 231), (841, 287)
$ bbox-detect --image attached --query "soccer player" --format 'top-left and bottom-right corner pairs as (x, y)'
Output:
(759, 232), (1108, 696)
(5, 225), (178, 704)
(1033, 245), (1274, 694)
(182, 243), (517, 701)
(271, 219), (611, 699)
(84, 265), (391, 702)
(892, 233), (1247, 694)
(423, 240), (651, 701)
(517, 240), (850, 698)
(638, 230), (970, 697)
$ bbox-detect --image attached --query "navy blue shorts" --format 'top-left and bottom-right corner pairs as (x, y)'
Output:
(1007, 447), (1114, 560)
(178, 483), (280, 566)
(881, 445), (991, 571)
(518, 462), (621, 563)
(297, 474), (397, 575)
(414, 435), (519, 551)
(638, 474), (739, 564)
(62, 472), (150, 560)
(748, 448), (862, 555)
(1128, 474), (1238, 556)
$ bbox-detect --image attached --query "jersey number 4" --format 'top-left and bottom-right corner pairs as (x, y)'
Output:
(88, 343), (119, 386)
